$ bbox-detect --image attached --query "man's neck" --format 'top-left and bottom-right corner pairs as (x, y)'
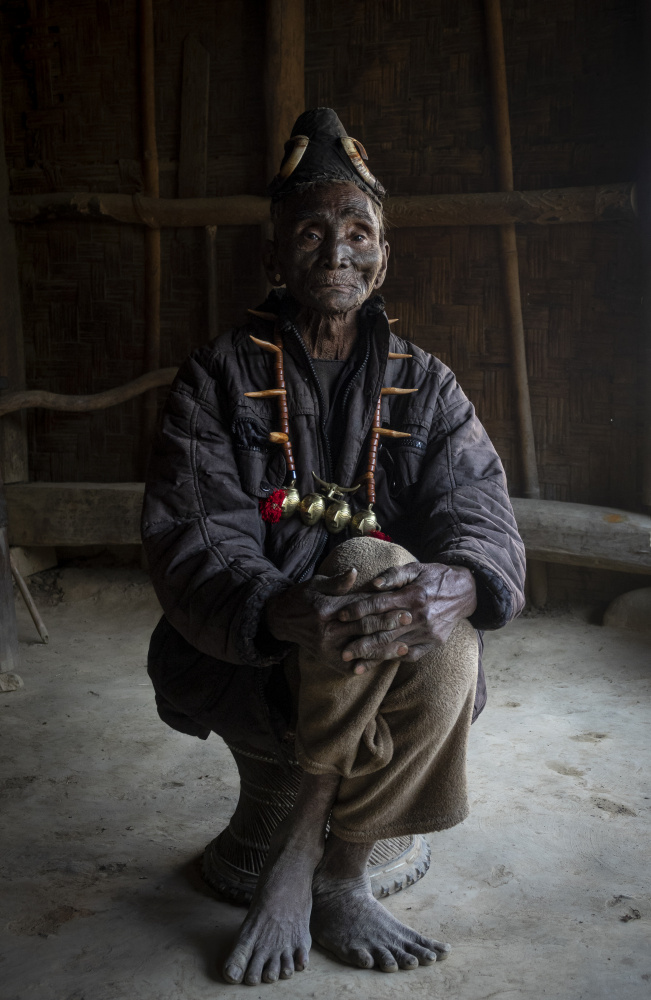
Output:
(297, 308), (359, 361)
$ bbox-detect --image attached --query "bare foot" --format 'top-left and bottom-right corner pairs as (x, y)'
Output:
(311, 869), (451, 973)
(222, 773), (339, 985)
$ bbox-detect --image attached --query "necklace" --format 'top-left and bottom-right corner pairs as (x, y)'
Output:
(245, 317), (416, 537)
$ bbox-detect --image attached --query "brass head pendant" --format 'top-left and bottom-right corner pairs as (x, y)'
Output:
(301, 474), (361, 534)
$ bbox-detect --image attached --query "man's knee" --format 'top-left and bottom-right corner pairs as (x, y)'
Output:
(318, 536), (415, 590)
(389, 620), (479, 720)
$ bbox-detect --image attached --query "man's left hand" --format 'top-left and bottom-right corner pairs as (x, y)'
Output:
(337, 562), (477, 673)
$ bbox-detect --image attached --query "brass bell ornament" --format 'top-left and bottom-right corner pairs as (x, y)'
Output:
(299, 492), (326, 526)
(280, 485), (301, 518)
(350, 505), (381, 536)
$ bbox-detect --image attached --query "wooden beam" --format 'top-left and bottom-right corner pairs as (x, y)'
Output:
(8, 183), (637, 229)
(139, 0), (161, 471)
(4, 484), (651, 576)
(0, 66), (28, 484)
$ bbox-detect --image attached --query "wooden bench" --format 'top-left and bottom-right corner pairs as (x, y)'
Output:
(4, 482), (651, 576)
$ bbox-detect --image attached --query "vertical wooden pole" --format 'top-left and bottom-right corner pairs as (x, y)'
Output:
(0, 470), (20, 672)
(264, 0), (305, 183)
(483, 0), (547, 606)
(642, 6), (651, 512)
(206, 225), (218, 341)
(178, 35), (217, 340)
(0, 66), (28, 486)
(262, 0), (305, 294)
(139, 0), (161, 472)
(0, 64), (25, 668)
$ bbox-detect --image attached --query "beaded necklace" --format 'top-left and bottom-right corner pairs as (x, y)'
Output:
(244, 314), (417, 538)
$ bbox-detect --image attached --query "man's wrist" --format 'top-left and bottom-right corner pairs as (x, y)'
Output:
(445, 564), (478, 617)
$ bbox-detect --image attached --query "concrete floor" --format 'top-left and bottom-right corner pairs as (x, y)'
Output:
(1, 567), (650, 1000)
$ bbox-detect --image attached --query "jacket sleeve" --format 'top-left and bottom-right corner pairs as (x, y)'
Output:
(410, 369), (527, 631)
(141, 351), (293, 667)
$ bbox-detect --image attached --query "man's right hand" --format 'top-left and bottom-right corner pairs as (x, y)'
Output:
(265, 569), (412, 675)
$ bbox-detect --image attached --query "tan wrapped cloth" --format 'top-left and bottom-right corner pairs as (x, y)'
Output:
(287, 537), (479, 843)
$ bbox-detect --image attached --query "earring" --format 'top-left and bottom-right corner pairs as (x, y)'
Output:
(274, 273), (282, 284)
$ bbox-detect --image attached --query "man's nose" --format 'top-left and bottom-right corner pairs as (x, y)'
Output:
(318, 231), (350, 269)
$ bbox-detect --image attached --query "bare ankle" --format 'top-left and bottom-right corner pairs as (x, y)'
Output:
(318, 833), (375, 880)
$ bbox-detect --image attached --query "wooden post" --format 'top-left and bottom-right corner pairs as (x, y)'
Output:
(0, 470), (19, 672)
(262, 0), (305, 293)
(178, 35), (218, 340)
(643, 7), (651, 512)
(139, 0), (161, 472)
(264, 0), (305, 183)
(0, 66), (28, 485)
(483, 0), (547, 606)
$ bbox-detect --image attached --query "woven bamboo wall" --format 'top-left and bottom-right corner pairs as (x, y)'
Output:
(0, 0), (645, 599)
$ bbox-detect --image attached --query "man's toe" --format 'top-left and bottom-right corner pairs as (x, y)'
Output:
(279, 949), (295, 979)
(395, 950), (419, 970)
(293, 945), (309, 972)
(243, 951), (266, 985)
(223, 962), (244, 985)
(416, 933), (451, 958)
(262, 956), (280, 983)
(351, 947), (374, 969)
(373, 946), (399, 972)
(404, 942), (438, 965)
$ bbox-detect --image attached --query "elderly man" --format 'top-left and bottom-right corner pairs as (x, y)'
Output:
(142, 108), (525, 986)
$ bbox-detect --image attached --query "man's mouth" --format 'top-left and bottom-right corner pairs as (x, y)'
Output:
(310, 274), (359, 289)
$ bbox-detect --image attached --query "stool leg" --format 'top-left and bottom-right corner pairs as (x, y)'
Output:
(0, 476), (20, 672)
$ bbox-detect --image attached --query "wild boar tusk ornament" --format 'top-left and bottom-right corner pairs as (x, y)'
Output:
(277, 135), (310, 180)
(340, 136), (387, 199)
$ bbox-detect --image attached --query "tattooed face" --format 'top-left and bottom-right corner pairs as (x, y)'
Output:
(267, 182), (389, 316)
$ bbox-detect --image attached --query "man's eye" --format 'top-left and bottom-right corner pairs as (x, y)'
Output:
(303, 231), (320, 240)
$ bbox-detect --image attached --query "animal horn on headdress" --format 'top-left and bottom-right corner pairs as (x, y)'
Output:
(277, 135), (310, 180)
(340, 137), (386, 198)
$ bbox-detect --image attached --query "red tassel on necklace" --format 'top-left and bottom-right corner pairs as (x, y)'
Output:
(368, 529), (393, 542)
(259, 489), (286, 524)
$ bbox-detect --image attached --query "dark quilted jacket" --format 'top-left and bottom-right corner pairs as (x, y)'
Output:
(142, 295), (526, 741)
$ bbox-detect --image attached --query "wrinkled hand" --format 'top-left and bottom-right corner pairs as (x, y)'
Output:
(265, 568), (413, 675)
(337, 562), (477, 673)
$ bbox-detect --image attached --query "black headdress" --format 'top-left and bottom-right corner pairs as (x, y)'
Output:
(267, 107), (386, 206)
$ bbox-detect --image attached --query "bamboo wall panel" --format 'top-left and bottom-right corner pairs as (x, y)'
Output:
(304, 0), (643, 509)
(0, 0), (644, 539)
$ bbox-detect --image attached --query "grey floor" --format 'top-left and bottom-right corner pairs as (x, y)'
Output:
(1, 568), (650, 1000)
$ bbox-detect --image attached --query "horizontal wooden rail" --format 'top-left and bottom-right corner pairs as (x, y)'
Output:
(0, 367), (177, 417)
(7, 182), (636, 229)
(4, 483), (651, 574)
